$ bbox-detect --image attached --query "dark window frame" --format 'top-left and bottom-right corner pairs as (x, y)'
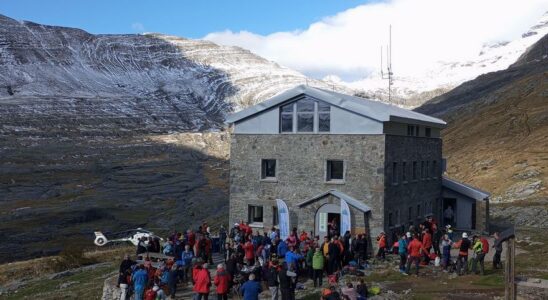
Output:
(326, 160), (345, 182)
(248, 205), (264, 224)
(261, 159), (277, 180)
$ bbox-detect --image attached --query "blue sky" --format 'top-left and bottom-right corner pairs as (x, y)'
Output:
(0, 0), (370, 38)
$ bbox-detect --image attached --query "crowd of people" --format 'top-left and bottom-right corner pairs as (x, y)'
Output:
(115, 217), (504, 300)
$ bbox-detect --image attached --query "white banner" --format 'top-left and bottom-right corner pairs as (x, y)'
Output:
(340, 199), (351, 235)
(276, 199), (290, 240)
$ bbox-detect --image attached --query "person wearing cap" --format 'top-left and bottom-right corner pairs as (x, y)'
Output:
(445, 225), (454, 241)
(398, 233), (409, 273)
(240, 273), (262, 300)
(453, 232), (471, 275)
(214, 263), (231, 300)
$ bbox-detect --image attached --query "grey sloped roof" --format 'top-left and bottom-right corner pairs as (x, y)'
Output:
(442, 176), (490, 200)
(226, 85), (446, 127)
(297, 189), (371, 213)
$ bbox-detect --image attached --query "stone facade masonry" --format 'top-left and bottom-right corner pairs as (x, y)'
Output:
(229, 134), (386, 238)
(383, 135), (443, 241)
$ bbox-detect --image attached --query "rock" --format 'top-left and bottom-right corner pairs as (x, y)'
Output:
(59, 281), (79, 289)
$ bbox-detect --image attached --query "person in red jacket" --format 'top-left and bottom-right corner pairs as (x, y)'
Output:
(376, 232), (387, 260)
(243, 237), (255, 266)
(421, 229), (432, 264)
(214, 263), (232, 300)
(406, 234), (423, 275)
(193, 263), (211, 300)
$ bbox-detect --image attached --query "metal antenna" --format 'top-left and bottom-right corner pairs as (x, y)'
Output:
(380, 25), (394, 102)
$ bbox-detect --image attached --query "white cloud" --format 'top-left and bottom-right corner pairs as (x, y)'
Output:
(204, 0), (547, 81)
(131, 22), (145, 33)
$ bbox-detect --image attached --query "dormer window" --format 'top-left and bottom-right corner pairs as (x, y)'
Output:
(279, 98), (331, 133)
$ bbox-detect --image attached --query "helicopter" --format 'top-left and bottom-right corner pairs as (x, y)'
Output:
(93, 228), (163, 247)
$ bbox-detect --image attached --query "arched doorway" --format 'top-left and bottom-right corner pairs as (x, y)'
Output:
(315, 203), (341, 241)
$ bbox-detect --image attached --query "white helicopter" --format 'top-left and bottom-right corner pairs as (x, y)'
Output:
(94, 228), (163, 247)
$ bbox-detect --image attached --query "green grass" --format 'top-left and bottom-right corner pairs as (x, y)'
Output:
(472, 274), (505, 287)
(1, 263), (117, 300)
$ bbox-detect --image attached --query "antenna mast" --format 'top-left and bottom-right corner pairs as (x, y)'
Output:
(380, 25), (394, 102)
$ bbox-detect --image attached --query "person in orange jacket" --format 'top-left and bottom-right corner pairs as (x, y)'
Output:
(299, 230), (309, 242)
(406, 234), (423, 275)
(376, 232), (387, 260)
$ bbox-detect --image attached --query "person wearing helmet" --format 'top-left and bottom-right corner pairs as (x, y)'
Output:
(453, 232), (471, 275)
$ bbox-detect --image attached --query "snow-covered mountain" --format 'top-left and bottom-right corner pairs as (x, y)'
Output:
(348, 12), (548, 108)
(0, 14), (347, 136)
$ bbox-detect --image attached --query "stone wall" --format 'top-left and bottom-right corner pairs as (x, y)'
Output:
(229, 134), (385, 239)
(384, 135), (443, 242)
(475, 199), (488, 233)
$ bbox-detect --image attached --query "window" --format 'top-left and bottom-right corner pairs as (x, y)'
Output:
(272, 206), (279, 226)
(417, 204), (421, 218)
(408, 206), (413, 221)
(326, 160), (344, 182)
(421, 161), (425, 179)
(412, 161), (418, 180)
(402, 162), (407, 182)
(280, 104), (294, 133)
(415, 126), (420, 136)
(388, 212), (394, 227)
(297, 98), (314, 132)
(425, 127), (431, 137)
(392, 162), (398, 184)
(261, 159), (276, 179)
(407, 125), (414, 136)
(395, 209), (400, 225)
(248, 205), (263, 224)
(426, 161), (430, 178)
(318, 102), (331, 132)
(432, 160), (438, 178)
(279, 98), (331, 133)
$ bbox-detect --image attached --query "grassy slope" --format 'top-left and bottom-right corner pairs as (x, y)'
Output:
(441, 72), (548, 201)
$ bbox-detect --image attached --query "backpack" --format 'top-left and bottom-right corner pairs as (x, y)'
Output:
(480, 238), (489, 254)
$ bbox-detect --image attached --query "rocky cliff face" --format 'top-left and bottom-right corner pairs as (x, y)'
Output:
(0, 14), (350, 262)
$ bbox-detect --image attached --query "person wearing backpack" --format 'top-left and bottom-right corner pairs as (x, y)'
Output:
(453, 232), (471, 275)
(472, 235), (485, 275)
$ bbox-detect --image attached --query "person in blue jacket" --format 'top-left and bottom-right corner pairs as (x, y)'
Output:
(398, 232), (410, 273)
(181, 245), (194, 282)
(240, 273), (262, 300)
(277, 239), (288, 258)
(131, 265), (148, 300)
(284, 246), (303, 272)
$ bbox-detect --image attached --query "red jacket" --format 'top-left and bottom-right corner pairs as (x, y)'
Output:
(144, 289), (156, 300)
(408, 239), (423, 257)
(422, 232), (432, 249)
(378, 235), (386, 248)
(243, 241), (255, 260)
(193, 268), (211, 294)
(214, 269), (231, 294)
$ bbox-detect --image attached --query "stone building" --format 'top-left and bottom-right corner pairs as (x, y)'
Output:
(226, 85), (489, 246)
